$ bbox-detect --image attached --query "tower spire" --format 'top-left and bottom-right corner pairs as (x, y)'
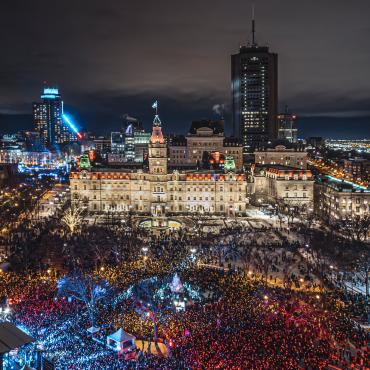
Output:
(251, 4), (256, 46)
(152, 100), (161, 126)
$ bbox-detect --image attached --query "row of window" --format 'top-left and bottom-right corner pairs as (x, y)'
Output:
(285, 192), (307, 198)
(74, 184), (245, 192)
(92, 203), (244, 212)
(285, 185), (307, 190)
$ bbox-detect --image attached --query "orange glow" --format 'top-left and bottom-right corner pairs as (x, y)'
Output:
(150, 126), (165, 144)
(88, 150), (96, 161)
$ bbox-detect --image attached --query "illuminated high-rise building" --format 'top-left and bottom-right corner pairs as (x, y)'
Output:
(277, 107), (298, 143)
(231, 12), (278, 152)
(111, 131), (125, 154)
(33, 86), (76, 147)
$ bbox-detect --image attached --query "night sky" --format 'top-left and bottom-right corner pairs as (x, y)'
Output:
(1, 0), (370, 138)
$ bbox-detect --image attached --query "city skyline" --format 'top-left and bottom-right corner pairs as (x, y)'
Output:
(1, 0), (370, 138)
(0, 2), (369, 368)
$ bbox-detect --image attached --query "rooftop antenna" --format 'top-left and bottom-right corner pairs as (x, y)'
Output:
(252, 4), (256, 46)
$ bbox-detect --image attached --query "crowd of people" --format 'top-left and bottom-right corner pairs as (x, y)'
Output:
(0, 214), (368, 369)
(0, 264), (368, 368)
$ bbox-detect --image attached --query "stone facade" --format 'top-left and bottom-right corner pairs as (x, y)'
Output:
(314, 178), (370, 222)
(70, 119), (247, 217)
(254, 144), (307, 169)
(70, 170), (247, 216)
(169, 121), (243, 170)
(252, 166), (314, 206)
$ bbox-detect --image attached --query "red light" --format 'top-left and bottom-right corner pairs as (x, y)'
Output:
(76, 132), (83, 139)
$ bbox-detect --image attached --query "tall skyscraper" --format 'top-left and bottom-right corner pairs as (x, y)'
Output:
(111, 131), (125, 154)
(277, 107), (298, 143)
(231, 12), (278, 152)
(33, 86), (76, 147)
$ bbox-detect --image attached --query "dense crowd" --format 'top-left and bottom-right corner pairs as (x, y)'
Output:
(0, 216), (369, 369)
(0, 264), (368, 369)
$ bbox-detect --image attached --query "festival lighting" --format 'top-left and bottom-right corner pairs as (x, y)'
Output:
(62, 114), (83, 139)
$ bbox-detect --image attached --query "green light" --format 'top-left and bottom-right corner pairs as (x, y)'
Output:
(79, 154), (91, 170)
(224, 156), (236, 172)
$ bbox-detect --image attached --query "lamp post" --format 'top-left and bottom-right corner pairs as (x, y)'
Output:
(329, 265), (335, 286)
(0, 306), (11, 322)
(142, 247), (149, 263)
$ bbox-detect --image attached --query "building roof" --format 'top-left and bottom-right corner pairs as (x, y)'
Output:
(255, 140), (305, 151)
(317, 175), (370, 193)
(266, 164), (306, 171)
(238, 45), (270, 54)
(0, 322), (34, 354)
(107, 328), (135, 343)
(188, 120), (224, 135)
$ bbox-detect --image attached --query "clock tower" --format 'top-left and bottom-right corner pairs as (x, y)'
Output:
(148, 108), (167, 175)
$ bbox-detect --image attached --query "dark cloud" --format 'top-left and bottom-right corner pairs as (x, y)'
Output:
(0, 0), (369, 137)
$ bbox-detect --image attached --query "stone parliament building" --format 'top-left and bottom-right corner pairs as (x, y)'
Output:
(70, 116), (248, 217)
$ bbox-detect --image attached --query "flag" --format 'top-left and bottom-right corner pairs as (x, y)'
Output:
(152, 101), (158, 109)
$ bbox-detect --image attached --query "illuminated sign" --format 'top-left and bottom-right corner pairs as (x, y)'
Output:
(43, 88), (59, 95)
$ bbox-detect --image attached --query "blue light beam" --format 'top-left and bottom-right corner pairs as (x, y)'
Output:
(62, 114), (82, 139)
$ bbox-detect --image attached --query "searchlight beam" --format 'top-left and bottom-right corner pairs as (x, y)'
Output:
(62, 114), (83, 139)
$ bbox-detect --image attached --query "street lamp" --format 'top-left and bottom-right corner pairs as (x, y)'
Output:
(141, 247), (149, 263)
(0, 306), (11, 321)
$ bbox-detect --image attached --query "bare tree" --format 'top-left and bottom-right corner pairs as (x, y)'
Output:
(274, 200), (288, 228)
(239, 243), (254, 271)
(132, 277), (173, 355)
(296, 201), (315, 228)
(57, 273), (110, 327)
(339, 215), (370, 242)
(61, 206), (84, 234)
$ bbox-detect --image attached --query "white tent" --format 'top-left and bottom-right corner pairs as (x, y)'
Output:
(86, 326), (100, 335)
(106, 328), (136, 351)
